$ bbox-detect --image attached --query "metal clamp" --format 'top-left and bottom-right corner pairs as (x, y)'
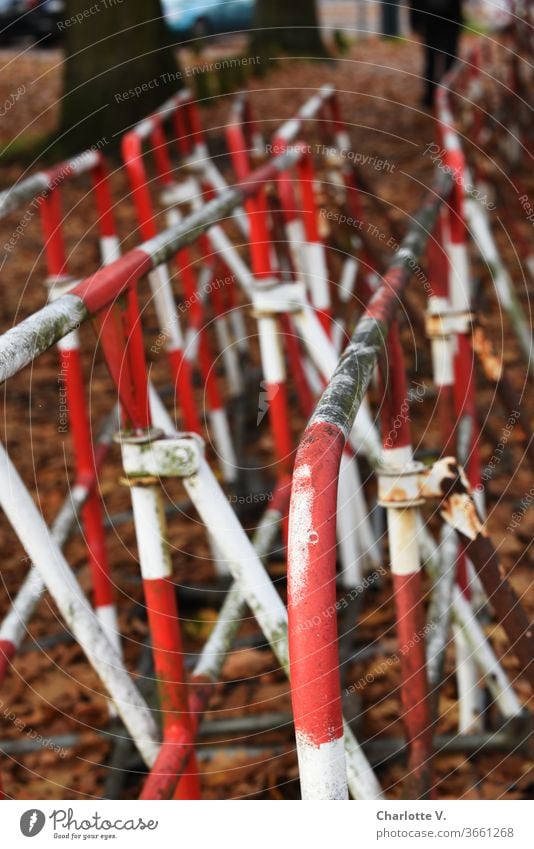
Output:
(251, 281), (307, 317)
(377, 460), (426, 509)
(116, 429), (204, 480)
(45, 275), (80, 301)
(160, 178), (199, 209)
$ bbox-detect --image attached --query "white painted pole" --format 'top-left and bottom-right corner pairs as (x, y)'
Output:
(184, 455), (381, 799)
(452, 584), (522, 721)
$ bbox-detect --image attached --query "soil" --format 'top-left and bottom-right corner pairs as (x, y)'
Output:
(0, 33), (532, 800)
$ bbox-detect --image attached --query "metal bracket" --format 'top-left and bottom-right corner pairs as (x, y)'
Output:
(377, 456), (485, 543)
(160, 177), (200, 209)
(116, 429), (204, 480)
(45, 275), (80, 302)
(377, 460), (426, 509)
(425, 305), (473, 338)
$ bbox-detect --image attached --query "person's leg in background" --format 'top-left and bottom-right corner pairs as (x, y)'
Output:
(443, 22), (461, 75)
(422, 21), (462, 108)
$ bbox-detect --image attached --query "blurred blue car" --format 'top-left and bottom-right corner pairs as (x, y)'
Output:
(163, 0), (255, 39)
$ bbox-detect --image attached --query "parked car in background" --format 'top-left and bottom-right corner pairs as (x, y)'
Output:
(163, 0), (255, 40)
(26, 0), (65, 43)
(0, 0), (64, 45)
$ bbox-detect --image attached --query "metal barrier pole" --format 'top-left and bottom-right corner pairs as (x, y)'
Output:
(39, 189), (121, 671)
(378, 324), (433, 798)
(165, 206), (238, 483)
(48, 281), (121, 661)
(103, 285), (200, 799)
(0, 406), (119, 686)
(121, 129), (202, 433)
(139, 464), (290, 799)
(294, 152), (333, 333)
(227, 123), (296, 479)
(438, 91), (490, 731)
(0, 442), (160, 766)
(420, 511), (525, 725)
(119, 440), (201, 799)
(91, 154), (122, 263)
(129, 391), (381, 800)
(422, 458), (534, 694)
(123, 109), (242, 473)
(436, 85), (534, 377)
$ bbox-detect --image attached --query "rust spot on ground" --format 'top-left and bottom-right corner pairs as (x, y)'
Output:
(473, 325), (503, 382)
(382, 485), (410, 503)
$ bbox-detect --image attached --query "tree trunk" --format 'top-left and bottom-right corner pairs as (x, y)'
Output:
(250, 0), (328, 58)
(59, 0), (181, 154)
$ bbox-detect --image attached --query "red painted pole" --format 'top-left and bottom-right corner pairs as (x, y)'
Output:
(40, 191), (118, 650)
(115, 290), (200, 798)
(60, 346), (114, 611)
(40, 190), (68, 278)
(425, 212), (457, 455)
(289, 421), (348, 799)
(90, 154), (121, 262)
(288, 178), (451, 799)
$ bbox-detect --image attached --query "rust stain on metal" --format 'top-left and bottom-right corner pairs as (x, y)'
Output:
(441, 492), (487, 540)
(421, 457), (488, 539)
(425, 313), (447, 338)
(383, 485), (410, 503)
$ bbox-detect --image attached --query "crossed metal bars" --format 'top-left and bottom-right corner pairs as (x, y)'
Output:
(0, 82), (372, 702)
(0, 140), (382, 799)
(287, 29), (534, 798)
(287, 177), (534, 798)
(0, 19), (532, 799)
